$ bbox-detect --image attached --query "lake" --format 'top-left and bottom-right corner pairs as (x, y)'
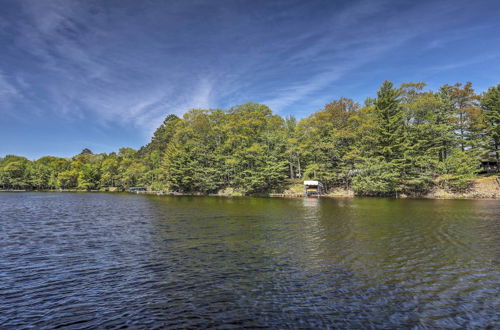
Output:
(1, 193), (498, 328)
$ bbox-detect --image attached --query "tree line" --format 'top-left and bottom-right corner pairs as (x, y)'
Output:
(1, 81), (499, 196)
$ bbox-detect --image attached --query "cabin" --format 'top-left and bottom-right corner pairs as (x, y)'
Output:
(480, 159), (499, 174)
(304, 180), (322, 197)
(129, 186), (147, 193)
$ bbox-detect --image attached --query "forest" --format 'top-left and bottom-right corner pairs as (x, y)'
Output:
(1, 81), (499, 196)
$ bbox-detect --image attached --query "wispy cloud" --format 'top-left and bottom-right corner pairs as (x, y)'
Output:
(426, 54), (500, 75)
(3, 0), (218, 132)
(0, 74), (18, 99)
(137, 77), (215, 136)
(1, 0), (499, 157)
(0, 72), (23, 120)
(259, 0), (500, 112)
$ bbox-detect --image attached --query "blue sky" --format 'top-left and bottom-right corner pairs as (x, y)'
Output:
(1, 0), (500, 159)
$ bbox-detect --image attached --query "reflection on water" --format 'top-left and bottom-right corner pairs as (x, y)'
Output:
(0, 193), (499, 328)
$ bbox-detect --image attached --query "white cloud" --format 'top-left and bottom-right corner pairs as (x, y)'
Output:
(0, 73), (21, 118)
(0, 74), (18, 99)
(135, 77), (215, 136)
(2, 0), (498, 137)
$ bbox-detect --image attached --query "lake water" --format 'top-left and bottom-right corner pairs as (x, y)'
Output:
(1, 193), (499, 328)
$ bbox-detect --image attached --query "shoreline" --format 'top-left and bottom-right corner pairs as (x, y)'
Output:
(2, 177), (499, 200)
(1, 188), (499, 200)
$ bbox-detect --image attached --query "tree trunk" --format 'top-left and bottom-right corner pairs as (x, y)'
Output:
(459, 112), (465, 151)
(496, 140), (499, 173)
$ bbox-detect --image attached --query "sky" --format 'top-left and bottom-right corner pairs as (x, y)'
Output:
(1, 0), (500, 159)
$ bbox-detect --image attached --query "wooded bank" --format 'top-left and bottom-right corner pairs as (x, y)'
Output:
(1, 81), (499, 197)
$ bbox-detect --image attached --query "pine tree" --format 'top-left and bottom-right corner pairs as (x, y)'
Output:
(351, 81), (406, 196)
(439, 82), (484, 153)
(481, 84), (500, 172)
(374, 81), (405, 162)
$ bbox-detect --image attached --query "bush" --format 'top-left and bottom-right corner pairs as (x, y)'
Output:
(437, 151), (479, 192)
(352, 159), (401, 196)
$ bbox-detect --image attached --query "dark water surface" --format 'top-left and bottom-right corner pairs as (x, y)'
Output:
(1, 193), (499, 328)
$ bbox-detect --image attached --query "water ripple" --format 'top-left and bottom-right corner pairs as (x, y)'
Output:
(0, 193), (499, 328)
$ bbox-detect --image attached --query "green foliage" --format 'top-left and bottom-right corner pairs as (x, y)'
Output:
(350, 81), (405, 196)
(2, 80), (497, 196)
(399, 85), (449, 194)
(139, 114), (180, 155)
(436, 151), (479, 192)
(57, 169), (79, 189)
(352, 159), (400, 196)
(162, 103), (288, 194)
(77, 163), (101, 190)
(481, 84), (500, 172)
(373, 80), (405, 162)
(439, 82), (484, 152)
(297, 98), (360, 189)
(0, 156), (30, 189)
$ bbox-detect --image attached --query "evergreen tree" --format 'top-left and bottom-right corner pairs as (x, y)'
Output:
(298, 98), (359, 190)
(439, 82), (484, 153)
(373, 81), (405, 162)
(352, 81), (405, 196)
(481, 84), (500, 172)
(399, 83), (453, 193)
(2, 81), (497, 195)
